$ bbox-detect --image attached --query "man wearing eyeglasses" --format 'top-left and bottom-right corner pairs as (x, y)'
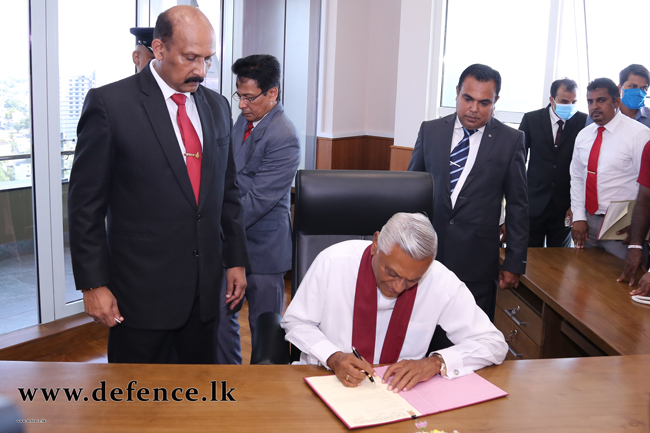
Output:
(215, 54), (300, 364)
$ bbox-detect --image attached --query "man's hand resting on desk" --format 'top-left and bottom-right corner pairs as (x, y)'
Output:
(381, 356), (441, 393)
(631, 272), (650, 297)
(617, 247), (646, 286)
(571, 220), (588, 248)
(327, 351), (376, 387)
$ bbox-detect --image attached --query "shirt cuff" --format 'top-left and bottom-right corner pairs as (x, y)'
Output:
(572, 208), (587, 222)
(310, 340), (343, 369)
(432, 347), (466, 380)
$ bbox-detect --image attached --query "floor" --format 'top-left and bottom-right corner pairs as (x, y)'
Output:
(34, 277), (293, 365)
(0, 243), (80, 335)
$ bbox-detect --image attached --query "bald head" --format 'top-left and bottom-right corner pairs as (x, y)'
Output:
(151, 6), (216, 93)
(153, 5), (213, 47)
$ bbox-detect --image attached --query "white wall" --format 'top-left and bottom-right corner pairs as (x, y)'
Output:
(393, 0), (439, 148)
(318, 0), (402, 139)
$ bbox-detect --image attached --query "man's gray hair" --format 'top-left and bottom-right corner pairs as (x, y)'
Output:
(376, 213), (437, 260)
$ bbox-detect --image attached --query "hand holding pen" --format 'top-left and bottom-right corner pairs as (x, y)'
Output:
(351, 346), (376, 386)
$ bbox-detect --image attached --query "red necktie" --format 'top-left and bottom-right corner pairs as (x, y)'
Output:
(243, 121), (254, 143)
(586, 126), (606, 215)
(171, 93), (202, 204)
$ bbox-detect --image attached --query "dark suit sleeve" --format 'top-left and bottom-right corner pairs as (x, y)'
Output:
(502, 130), (529, 275)
(408, 123), (426, 171)
(220, 111), (250, 269)
(67, 88), (113, 290)
(241, 125), (300, 229)
(518, 113), (531, 157)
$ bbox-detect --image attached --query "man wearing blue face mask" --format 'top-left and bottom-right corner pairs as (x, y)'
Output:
(519, 78), (588, 247)
(586, 64), (650, 128)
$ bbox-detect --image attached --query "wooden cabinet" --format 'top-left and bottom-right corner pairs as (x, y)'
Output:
(494, 280), (597, 360)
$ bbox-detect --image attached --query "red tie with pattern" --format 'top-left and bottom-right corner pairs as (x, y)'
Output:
(243, 121), (254, 143)
(171, 93), (202, 205)
(585, 126), (606, 215)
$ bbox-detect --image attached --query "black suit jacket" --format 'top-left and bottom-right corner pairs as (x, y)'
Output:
(519, 105), (587, 217)
(68, 64), (249, 330)
(408, 114), (528, 282)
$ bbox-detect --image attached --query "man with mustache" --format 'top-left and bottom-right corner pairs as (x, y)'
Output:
(585, 64), (650, 128)
(570, 78), (650, 259)
(408, 64), (528, 340)
(68, 5), (249, 364)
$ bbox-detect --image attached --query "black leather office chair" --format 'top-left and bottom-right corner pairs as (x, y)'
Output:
(252, 169), (434, 364)
(291, 169), (434, 296)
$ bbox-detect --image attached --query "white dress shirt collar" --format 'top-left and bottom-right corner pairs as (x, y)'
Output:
(454, 115), (486, 135)
(600, 110), (624, 134)
(150, 62), (192, 101)
(549, 105), (561, 123)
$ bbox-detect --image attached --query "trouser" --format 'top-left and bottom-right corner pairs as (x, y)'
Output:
(108, 289), (215, 364)
(215, 272), (285, 364)
(529, 200), (572, 247)
(584, 213), (633, 260)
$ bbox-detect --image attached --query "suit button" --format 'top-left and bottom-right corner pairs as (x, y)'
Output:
(551, 182), (555, 186)
(193, 250), (199, 257)
(450, 219), (454, 225)
(552, 164), (557, 169)
(197, 214), (202, 221)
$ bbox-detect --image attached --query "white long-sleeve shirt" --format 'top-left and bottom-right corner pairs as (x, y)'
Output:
(281, 240), (507, 379)
(570, 111), (650, 221)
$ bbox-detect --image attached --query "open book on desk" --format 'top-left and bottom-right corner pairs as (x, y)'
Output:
(597, 200), (647, 240)
(304, 365), (507, 429)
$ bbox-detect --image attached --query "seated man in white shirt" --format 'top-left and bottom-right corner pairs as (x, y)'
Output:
(570, 78), (650, 259)
(281, 213), (507, 393)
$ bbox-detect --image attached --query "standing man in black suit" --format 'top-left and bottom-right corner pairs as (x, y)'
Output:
(68, 5), (249, 364)
(519, 78), (587, 247)
(408, 64), (528, 322)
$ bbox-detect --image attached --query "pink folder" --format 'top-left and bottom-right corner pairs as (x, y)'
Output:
(305, 366), (508, 429)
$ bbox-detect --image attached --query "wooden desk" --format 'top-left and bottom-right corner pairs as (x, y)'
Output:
(0, 356), (648, 432)
(498, 248), (650, 358)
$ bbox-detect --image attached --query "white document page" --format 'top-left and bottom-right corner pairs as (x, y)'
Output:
(305, 375), (421, 429)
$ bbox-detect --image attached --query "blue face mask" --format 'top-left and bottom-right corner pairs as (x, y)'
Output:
(621, 87), (647, 110)
(554, 101), (578, 121)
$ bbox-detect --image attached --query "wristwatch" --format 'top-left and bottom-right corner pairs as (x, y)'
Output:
(432, 352), (447, 377)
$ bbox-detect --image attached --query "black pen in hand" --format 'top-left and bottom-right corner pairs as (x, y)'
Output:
(351, 346), (376, 385)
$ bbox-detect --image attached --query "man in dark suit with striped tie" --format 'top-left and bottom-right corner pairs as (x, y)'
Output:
(408, 64), (528, 324)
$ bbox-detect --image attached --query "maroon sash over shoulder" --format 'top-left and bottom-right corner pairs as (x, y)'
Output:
(352, 245), (418, 364)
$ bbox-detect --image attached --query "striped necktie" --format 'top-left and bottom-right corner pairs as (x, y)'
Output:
(450, 127), (476, 193)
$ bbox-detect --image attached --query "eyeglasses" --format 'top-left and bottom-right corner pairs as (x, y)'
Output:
(232, 91), (264, 104)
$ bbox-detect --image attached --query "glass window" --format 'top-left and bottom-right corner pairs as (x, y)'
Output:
(0, 1), (39, 334)
(441, 0), (551, 113)
(585, 0), (650, 85)
(150, 1), (222, 93)
(59, 0), (136, 303)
